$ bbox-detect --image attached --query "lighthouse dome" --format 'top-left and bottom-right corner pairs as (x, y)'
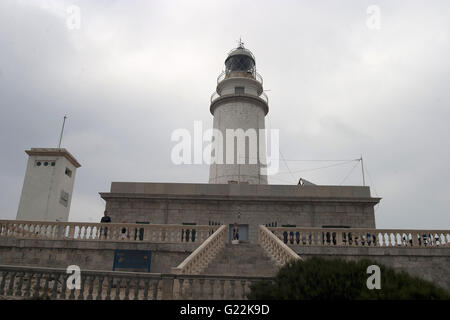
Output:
(224, 45), (256, 74)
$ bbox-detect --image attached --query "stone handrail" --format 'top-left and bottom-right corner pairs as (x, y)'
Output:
(258, 225), (301, 266)
(0, 219), (218, 244)
(267, 227), (450, 248)
(0, 264), (271, 300)
(172, 225), (228, 275)
(173, 273), (272, 300)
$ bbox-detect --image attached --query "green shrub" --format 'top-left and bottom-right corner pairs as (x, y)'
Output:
(248, 257), (449, 300)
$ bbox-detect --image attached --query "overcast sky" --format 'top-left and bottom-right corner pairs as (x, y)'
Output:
(1, 0), (449, 229)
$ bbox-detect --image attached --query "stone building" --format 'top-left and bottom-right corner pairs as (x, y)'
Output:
(101, 43), (380, 241)
(101, 182), (379, 244)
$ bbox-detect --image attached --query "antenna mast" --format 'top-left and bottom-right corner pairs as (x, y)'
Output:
(57, 115), (67, 149)
(360, 155), (366, 186)
(237, 37), (244, 48)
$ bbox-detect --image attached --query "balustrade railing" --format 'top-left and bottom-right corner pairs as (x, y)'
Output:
(0, 220), (217, 244)
(173, 274), (272, 300)
(172, 225), (228, 275)
(258, 225), (301, 266)
(267, 227), (450, 249)
(0, 265), (271, 300)
(0, 265), (163, 300)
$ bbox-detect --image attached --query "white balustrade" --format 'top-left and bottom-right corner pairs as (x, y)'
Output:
(172, 225), (228, 275)
(258, 225), (301, 266)
(267, 227), (450, 248)
(0, 264), (271, 300)
(0, 220), (217, 244)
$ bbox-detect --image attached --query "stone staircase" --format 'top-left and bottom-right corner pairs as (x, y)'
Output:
(201, 242), (279, 277)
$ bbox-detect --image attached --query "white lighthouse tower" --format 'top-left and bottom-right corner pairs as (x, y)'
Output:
(208, 42), (269, 184)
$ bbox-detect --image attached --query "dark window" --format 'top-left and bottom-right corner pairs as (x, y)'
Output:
(36, 161), (41, 166)
(51, 162), (56, 166)
(235, 86), (245, 94)
(65, 168), (72, 177)
(225, 55), (255, 74)
(60, 190), (69, 207)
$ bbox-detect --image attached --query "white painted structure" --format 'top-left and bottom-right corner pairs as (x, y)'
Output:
(208, 44), (269, 184)
(16, 148), (81, 222)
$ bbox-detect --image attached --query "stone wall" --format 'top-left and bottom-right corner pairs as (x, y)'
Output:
(100, 183), (379, 243)
(1, 237), (448, 292)
(0, 238), (196, 273)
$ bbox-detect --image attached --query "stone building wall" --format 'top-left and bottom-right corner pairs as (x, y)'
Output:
(101, 183), (379, 243)
(0, 238), (196, 273)
(1, 238), (448, 292)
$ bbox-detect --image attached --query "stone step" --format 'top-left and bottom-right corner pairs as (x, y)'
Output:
(201, 243), (279, 277)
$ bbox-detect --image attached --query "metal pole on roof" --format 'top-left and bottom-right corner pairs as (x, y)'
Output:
(57, 115), (67, 149)
(360, 155), (366, 186)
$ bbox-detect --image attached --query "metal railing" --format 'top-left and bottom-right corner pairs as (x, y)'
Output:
(210, 91), (220, 103)
(217, 70), (263, 86)
(260, 91), (269, 104)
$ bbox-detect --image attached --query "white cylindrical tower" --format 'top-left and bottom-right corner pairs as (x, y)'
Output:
(208, 43), (269, 184)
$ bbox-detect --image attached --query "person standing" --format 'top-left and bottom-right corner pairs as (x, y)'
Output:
(121, 221), (127, 240)
(100, 211), (111, 238)
(233, 222), (239, 241)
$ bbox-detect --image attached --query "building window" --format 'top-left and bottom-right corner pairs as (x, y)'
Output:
(235, 86), (244, 94)
(36, 160), (55, 167)
(65, 167), (72, 177)
(60, 190), (69, 207)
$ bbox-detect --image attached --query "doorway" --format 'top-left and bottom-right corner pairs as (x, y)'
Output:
(228, 224), (249, 242)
